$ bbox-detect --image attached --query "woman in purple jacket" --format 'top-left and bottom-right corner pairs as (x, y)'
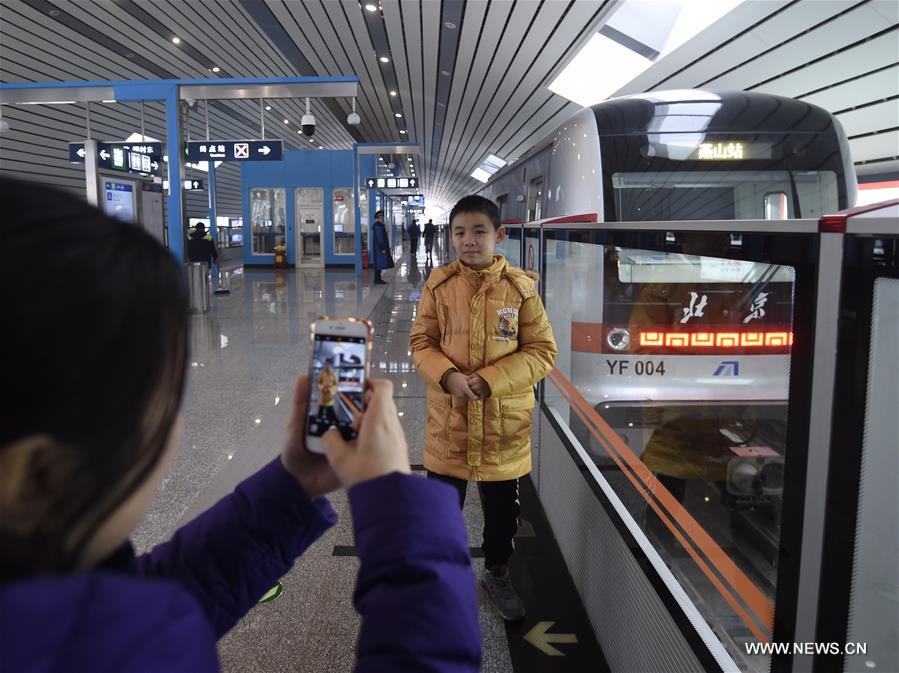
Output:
(0, 178), (481, 673)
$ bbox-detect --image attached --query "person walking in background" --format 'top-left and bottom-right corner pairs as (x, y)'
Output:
(371, 209), (394, 285)
(409, 195), (557, 622)
(408, 218), (421, 255)
(187, 222), (218, 265)
(423, 218), (436, 260)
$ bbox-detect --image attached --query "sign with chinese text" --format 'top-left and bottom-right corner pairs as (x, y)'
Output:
(184, 140), (283, 162)
(69, 141), (162, 175)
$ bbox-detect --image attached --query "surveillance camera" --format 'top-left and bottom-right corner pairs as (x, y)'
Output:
(347, 112), (361, 126)
(301, 114), (316, 137)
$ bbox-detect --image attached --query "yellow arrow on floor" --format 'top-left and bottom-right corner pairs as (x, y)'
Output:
(523, 621), (578, 656)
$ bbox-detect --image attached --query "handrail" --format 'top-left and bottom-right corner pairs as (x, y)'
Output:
(503, 217), (821, 234)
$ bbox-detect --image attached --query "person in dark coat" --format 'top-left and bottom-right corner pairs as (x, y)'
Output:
(371, 209), (394, 285)
(0, 178), (482, 673)
(187, 222), (218, 264)
(423, 218), (436, 259)
(408, 218), (421, 254)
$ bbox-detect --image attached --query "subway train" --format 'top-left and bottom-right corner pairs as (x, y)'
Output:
(480, 90), (856, 567)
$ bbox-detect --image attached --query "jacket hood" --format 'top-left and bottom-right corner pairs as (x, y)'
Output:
(0, 572), (217, 672)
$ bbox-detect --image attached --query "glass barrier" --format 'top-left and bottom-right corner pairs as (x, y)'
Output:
(250, 187), (285, 255)
(496, 226), (522, 267)
(332, 187), (356, 256)
(541, 223), (817, 672)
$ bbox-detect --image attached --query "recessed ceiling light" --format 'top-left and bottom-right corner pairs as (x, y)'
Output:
(309, 138), (314, 143)
(437, 102), (445, 107)
(444, 21), (457, 29)
(298, 130), (303, 134)
(172, 37), (181, 44)
(440, 70), (450, 76)
(399, 130), (407, 134)
(394, 113), (402, 118)
(265, 105), (271, 110)
(389, 90), (397, 96)
(364, 3), (377, 11)
(379, 56), (390, 63)
(211, 66), (220, 73)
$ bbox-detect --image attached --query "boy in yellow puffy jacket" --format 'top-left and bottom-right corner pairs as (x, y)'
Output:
(410, 195), (557, 621)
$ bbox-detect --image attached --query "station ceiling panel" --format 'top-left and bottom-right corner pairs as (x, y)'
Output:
(1, 0), (896, 213)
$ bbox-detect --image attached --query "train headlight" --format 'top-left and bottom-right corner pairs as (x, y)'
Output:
(607, 328), (630, 351)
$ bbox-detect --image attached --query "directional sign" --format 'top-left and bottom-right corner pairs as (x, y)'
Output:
(523, 622), (578, 656)
(366, 176), (418, 190)
(184, 140), (283, 162)
(184, 178), (205, 191)
(69, 142), (162, 175)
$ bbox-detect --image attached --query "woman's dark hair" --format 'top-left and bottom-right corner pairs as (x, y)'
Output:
(0, 177), (189, 578)
(449, 195), (500, 230)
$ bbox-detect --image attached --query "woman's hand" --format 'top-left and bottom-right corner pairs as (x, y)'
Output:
(321, 378), (411, 489)
(281, 374), (341, 498)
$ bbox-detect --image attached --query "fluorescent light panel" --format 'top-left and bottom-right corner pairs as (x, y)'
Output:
(548, 33), (650, 107)
(548, 0), (745, 108)
(470, 167), (491, 183)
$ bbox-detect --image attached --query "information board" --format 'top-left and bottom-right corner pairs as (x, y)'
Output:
(103, 179), (137, 223)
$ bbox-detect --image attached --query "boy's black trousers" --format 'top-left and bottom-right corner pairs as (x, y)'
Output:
(427, 471), (520, 571)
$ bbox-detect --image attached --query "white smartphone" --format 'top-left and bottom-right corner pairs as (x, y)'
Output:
(305, 316), (373, 454)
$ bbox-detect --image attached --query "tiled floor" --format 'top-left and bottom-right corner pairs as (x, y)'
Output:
(133, 237), (515, 673)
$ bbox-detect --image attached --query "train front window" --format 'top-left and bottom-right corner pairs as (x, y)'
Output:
(613, 170), (838, 221)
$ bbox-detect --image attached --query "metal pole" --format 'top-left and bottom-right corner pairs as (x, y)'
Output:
(140, 100), (145, 141)
(354, 143), (361, 277)
(260, 98), (265, 140)
(204, 98), (210, 140)
(83, 102), (99, 207)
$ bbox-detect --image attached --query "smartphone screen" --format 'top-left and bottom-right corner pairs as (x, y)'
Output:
(307, 333), (367, 441)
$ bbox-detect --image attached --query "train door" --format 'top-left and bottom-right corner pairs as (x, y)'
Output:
(496, 193), (508, 222)
(527, 177), (544, 222)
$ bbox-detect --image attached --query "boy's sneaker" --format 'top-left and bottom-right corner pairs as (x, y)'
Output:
(481, 566), (525, 621)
